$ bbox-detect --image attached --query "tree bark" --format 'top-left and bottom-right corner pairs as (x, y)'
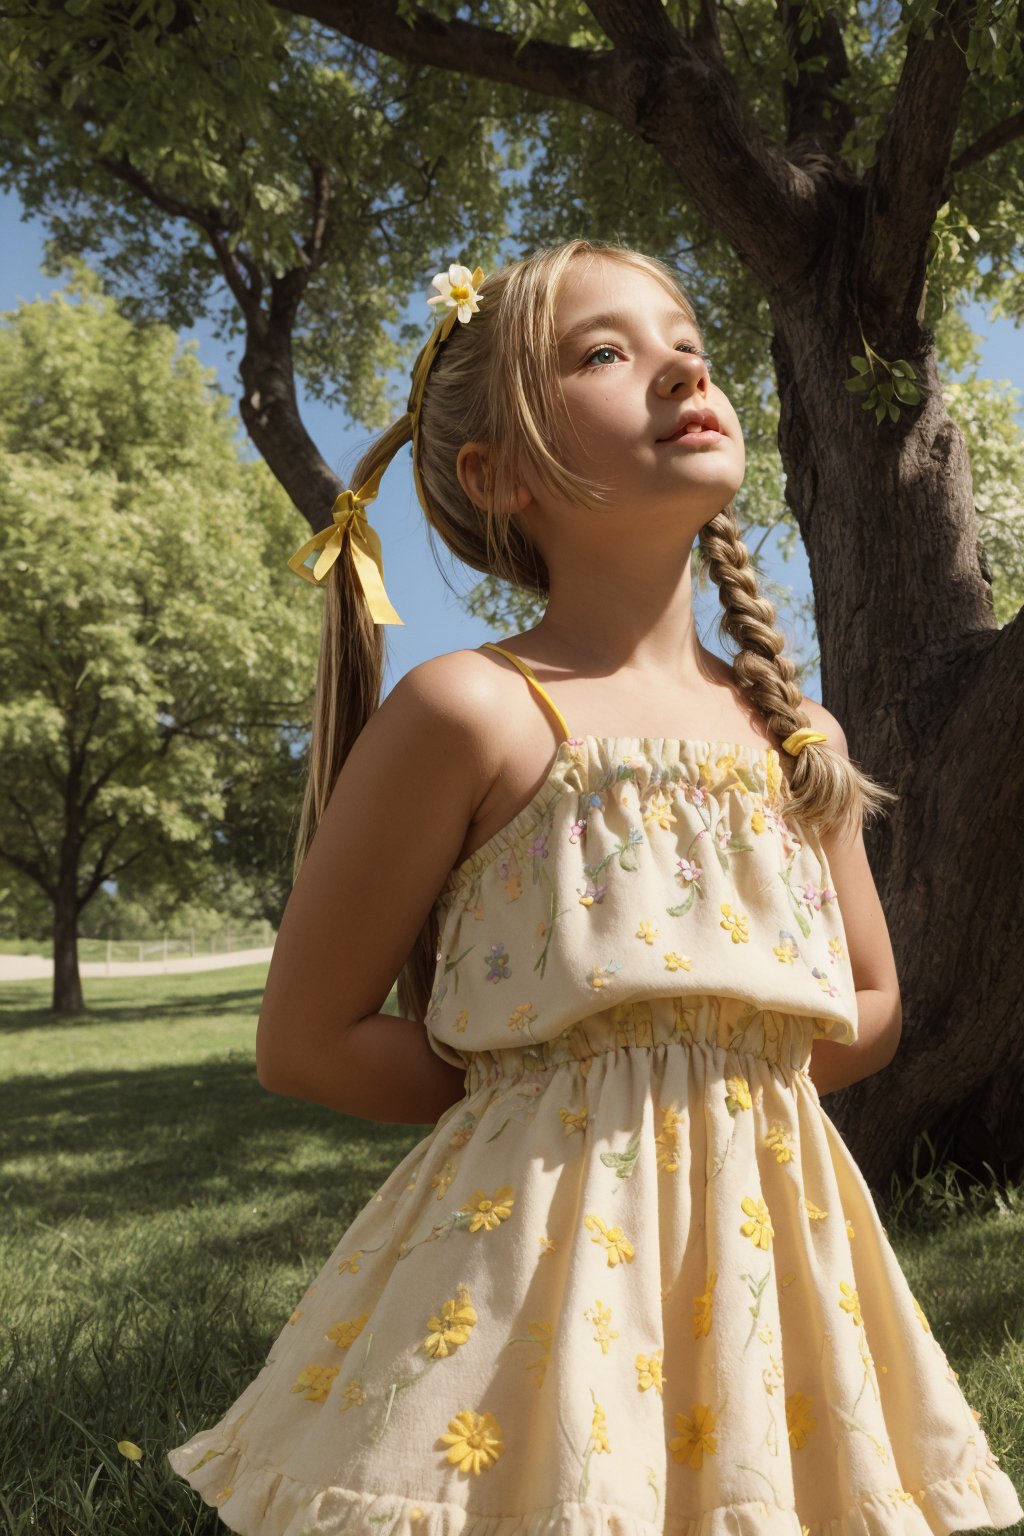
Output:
(52, 879), (84, 1014)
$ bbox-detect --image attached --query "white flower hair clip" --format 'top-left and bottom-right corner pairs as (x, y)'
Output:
(427, 263), (485, 324)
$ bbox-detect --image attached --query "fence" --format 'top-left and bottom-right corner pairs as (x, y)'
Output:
(76, 922), (276, 966)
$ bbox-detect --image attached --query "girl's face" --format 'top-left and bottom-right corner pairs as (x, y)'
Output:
(541, 256), (745, 525)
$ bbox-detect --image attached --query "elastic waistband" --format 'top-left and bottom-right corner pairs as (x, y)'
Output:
(461, 994), (818, 1094)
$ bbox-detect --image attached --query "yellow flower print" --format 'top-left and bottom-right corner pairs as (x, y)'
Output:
(214, 1486), (234, 1501)
(431, 1159), (456, 1200)
(538, 1235), (556, 1256)
(506, 1319), (552, 1387)
(740, 1195), (775, 1250)
(828, 936), (847, 961)
(438, 1408), (504, 1474)
(636, 919), (659, 944)
(507, 1001), (538, 1032)
(839, 1280), (863, 1327)
(669, 1403), (718, 1468)
(912, 1295), (931, 1333)
(663, 951), (692, 972)
(583, 1298), (619, 1354)
(290, 1365), (339, 1403)
(765, 753), (782, 797)
(750, 807), (767, 834)
(655, 1104), (684, 1172)
(643, 792), (676, 832)
(460, 1186), (515, 1232)
(338, 1380), (366, 1411)
(423, 1284), (478, 1358)
(635, 1349), (665, 1396)
(724, 1075), (752, 1114)
(719, 902), (749, 943)
(583, 1212), (636, 1267)
(559, 1106), (590, 1134)
(591, 1399), (611, 1454)
(773, 939), (798, 964)
(804, 1197), (828, 1221)
(693, 1271), (717, 1338)
(764, 1123), (795, 1163)
(846, 1220), (855, 1239)
(289, 1309), (303, 1326)
(336, 1250), (363, 1274)
(325, 1314), (369, 1350)
(589, 961), (623, 989)
(453, 1009), (469, 1033)
(786, 1391), (818, 1449)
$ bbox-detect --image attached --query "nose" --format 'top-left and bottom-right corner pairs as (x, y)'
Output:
(655, 348), (710, 398)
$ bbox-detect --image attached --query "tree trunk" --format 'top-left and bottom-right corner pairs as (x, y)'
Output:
(52, 879), (84, 1014)
(766, 254), (1019, 1191)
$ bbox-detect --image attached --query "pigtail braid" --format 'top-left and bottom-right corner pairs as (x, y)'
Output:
(697, 502), (898, 843)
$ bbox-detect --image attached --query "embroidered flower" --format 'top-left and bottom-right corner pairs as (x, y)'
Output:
(740, 1195), (775, 1250)
(484, 943), (511, 982)
(655, 1104), (684, 1172)
(427, 264), (485, 323)
(725, 1074), (752, 1114)
(786, 1391), (817, 1449)
(591, 1399), (611, 1453)
(669, 1403), (718, 1467)
(438, 1408), (504, 1473)
(583, 1297), (619, 1354)
(290, 1365), (339, 1403)
(643, 791), (677, 831)
(663, 951), (692, 971)
(337, 1250), (363, 1274)
(636, 919), (659, 944)
(583, 1212), (635, 1266)
(838, 1280), (863, 1326)
(765, 1123), (795, 1163)
(719, 902), (750, 943)
(693, 1271), (717, 1337)
(325, 1315), (369, 1350)
(423, 1285), (478, 1357)
(507, 1000), (538, 1032)
(559, 1106), (590, 1134)
(635, 1349), (665, 1395)
(460, 1186), (515, 1232)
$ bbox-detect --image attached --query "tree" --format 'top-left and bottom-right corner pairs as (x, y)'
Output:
(0, 264), (320, 1012)
(1, 1), (1023, 1182)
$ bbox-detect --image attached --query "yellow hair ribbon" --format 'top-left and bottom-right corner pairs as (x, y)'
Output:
(286, 458), (404, 625)
(780, 728), (828, 756)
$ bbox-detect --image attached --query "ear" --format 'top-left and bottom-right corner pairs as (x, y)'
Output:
(456, 442), (532, 516)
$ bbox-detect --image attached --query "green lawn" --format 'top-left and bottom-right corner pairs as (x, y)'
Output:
(1, 971), (1021, 1534)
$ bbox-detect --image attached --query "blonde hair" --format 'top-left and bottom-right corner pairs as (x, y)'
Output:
(293, 238), (897, 1025)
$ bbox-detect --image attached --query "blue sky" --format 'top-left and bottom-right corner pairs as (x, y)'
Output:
(3, 185), (1020, 710)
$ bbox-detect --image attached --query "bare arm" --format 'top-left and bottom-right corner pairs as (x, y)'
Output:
(255, 651), (498, 1124)
(799, 698), (903, 1097)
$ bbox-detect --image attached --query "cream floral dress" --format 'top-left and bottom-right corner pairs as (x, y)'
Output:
(168, 642), (1023, 1536)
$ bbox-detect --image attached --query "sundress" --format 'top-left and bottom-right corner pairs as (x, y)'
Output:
(167, 640), (1023, 1536)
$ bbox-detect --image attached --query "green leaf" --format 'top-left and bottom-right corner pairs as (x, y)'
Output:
(850, 355), (871, 373)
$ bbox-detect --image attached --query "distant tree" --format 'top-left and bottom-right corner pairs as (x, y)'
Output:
(0, 264), (320, 1012)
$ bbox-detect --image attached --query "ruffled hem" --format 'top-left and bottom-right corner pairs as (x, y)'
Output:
(167, 1436), (1022, 1536)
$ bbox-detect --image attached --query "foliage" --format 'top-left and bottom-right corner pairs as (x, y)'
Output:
(0, 263), (320, 935)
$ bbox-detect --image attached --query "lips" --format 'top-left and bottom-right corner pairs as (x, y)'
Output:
(658, 408), (721, 441)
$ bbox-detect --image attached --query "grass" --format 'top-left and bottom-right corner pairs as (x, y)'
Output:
(1, 970), (1022, 1534)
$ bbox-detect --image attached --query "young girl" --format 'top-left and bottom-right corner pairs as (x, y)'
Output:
(168, 240), (1022, 1534)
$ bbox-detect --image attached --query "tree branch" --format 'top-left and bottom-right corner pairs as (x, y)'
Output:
(858, 0), (974, 320)
(951, 106), (1024, 175)
(271, 0), (826, 295)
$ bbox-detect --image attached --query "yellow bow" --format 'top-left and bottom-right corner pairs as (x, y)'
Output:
(286, 460), (404, 625)
(780, 728), (828, 756)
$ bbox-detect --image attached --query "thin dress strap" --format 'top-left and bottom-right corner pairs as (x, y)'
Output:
(480, 642), (572, 743)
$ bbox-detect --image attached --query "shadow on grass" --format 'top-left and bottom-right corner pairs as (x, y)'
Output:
(1, 1054), (430, 1230)
(0, 983), (265, 1032)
